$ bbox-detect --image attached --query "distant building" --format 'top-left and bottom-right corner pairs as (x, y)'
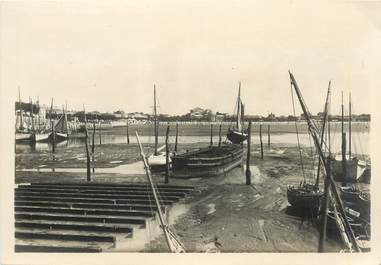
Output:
(113, 110), (126, 119)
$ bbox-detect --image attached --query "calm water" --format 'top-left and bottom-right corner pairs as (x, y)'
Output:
(15, 131), (369, 156)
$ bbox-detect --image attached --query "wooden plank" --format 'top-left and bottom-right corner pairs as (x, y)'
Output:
(15, 213), (146, 225)
(27, 183), (195, 190)
(15, 206), (155, 218)
(15, 201), (164, 212)
(15, 221), (133, 234)
(16, 187), (187, 197)
(15, 190), (181, 201)
(15, 244), (102, 252)
(15, 231), (115, 243)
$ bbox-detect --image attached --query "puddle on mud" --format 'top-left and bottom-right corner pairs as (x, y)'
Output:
(17, 161), (146, 175)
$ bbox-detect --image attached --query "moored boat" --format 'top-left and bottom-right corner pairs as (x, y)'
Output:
(287, 183), (323, 211)
(227, 82), (248, 144)
(171, 144), (243, 178)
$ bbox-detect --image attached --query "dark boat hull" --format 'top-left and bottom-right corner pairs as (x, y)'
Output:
(49, 132), (69, 142)
(227, 130), (248, 144)
(287, 184), (323, 212)
(171, 144), (243, 178)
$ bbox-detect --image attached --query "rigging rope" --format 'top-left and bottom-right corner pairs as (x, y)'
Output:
(290, 81), (306, 183)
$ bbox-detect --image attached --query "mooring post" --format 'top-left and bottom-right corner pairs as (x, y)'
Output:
(218, 123), (222, 147)
(246, 121), (252, 185)
(267, 124), (270, 148)
(210, 124), (213, 146)
(174, 123), (178, 152)
(84, 108), (91, 182)
(260, 124), (264, 159)
(165, 125), (170, 183)
(126, 119), (130, 144)
(99, 121), (102, 145)
(51, 120), (56, 160)
(91, 120), (96, 173)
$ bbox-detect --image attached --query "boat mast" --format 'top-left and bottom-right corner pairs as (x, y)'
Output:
(288, 71), (360, 252)
(341, 92), (347, 186)
(315, 81), (331, 189)
(349, 93), (351, 160)
(154, 84), (158, 155)
(30, 97), (35, 132)
(236, 82), (242, 130)
(18, 87), (24, 130)
(135, 132), (185, 253)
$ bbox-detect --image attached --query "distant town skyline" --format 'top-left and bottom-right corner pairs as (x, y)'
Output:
(2, 1), (381, 116)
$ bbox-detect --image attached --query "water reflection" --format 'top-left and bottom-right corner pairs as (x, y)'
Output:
(15, 132), (370, 155)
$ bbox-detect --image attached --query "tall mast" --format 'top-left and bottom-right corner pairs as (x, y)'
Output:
(50, 98), (54, 131)
(288, 71), (360, 252)
(18, 87), (24, 130)
(236, 82), (241, 130)
(154, 84), (158, 155)
(315, 81), (331, 189)
(30, 97), (35, 131)
(136, 132), (185, 253)
(341, 92), (347, 186)
(349, 93), (352, 160)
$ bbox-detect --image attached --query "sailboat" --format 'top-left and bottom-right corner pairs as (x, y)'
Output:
(30, 98), (50, 142)
(286, 81), (330, 213)
(48, 100), (70, 142)
(330, 93), (368, 183)
(227, 82), (248, 144)
(15, 89), (33, 143)
(147, 85), (171, 171)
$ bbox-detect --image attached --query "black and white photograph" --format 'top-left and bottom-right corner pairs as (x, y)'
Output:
(1, 0), (380, 264)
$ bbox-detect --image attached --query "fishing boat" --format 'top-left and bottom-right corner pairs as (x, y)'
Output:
(171, 144), (243, 178)
(147, 85), (171, 171)
(227, 82), (248, 144)
(330, 93), (369, 183)
(290, 71), (362, 253)
(15, 89), (33, 143)
(286, 80), (330, 213)
(49, 105), (70, 142)
(287, 183), (323, 211)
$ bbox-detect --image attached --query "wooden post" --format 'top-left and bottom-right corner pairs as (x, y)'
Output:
(51, 121), (56, 157)
(84, 107), (91, 182)
(210, 124), (213, 146)
(318, 157), (331, 252)
(99, 121), (102, 145)
(165, 125), (170, 184)
(267, 125), (270, 148)
(92, 120), (96, 173)
(246, 121), (252, 185)
(174, 123), (178, 152)
(126, 120), (130, 144)
(218, 123), (222, 147)
(259, 124), (264, 159)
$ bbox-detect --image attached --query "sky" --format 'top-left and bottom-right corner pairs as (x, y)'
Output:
(1, 0), (380, 116)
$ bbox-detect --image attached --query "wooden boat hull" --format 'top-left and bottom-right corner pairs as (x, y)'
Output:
(49, 132), (69, 142)
(171, 144), (243, 178)
(227, 130), (248, 144)
(31, 132), (50, 142)
(331, 157), (367, 183)
(15, 132), (33, 143)
(287, 184), (323, 211)
(148, 152), (171, 172)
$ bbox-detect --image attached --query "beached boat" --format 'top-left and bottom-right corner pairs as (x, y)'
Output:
(227, 82), (248, 144)
(287, 183), (323, 211)
(147, 85), (171, 171)
(171, 144), (243, 178)
(330, 94), (369, 183)
(286, 79), (330, 214)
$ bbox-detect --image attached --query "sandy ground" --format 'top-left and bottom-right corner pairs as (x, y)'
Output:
(15, 139), (346, 252)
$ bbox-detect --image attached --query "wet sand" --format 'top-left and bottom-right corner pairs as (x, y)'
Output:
(15, 140), (344, 252)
